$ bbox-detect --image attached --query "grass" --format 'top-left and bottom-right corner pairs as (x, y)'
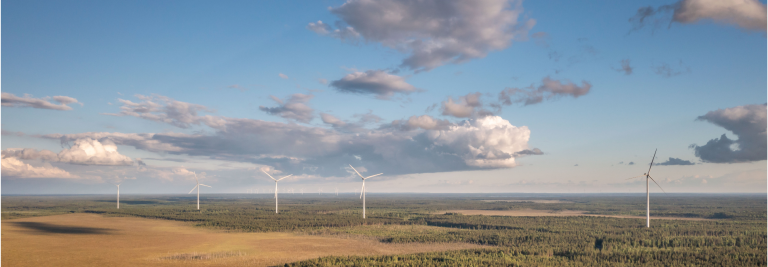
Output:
(2, 213), (485, 267)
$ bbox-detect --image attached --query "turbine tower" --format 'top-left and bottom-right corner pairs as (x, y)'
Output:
(188, 171), (211, 210)
(114, 183), (121, 209)
(349, 164), (382, 219)
(262, 170), (292, 214)
(626, 149), (666, 228)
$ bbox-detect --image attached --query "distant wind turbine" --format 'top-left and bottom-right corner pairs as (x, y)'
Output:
(349, 164), (382, 219)
(626, 149), (666, 228)
(114, 183), (121, 209)
(262, 170), (292, 214)
(188, 171), (212, 210)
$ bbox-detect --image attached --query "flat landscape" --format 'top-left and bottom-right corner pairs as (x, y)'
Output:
(443, 209), (716, 220)
(2, 194), (766, 266)
(2, 213), (482, 267)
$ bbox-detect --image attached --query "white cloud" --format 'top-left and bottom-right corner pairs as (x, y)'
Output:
(691, 104), (766, 163)
(311, 0), (535, 72)
(1, 157), (78, 178)
(3, 139), (134, 166)
(426, 116), (532, 168)
(42, 95), (540, 176)
(259, 94), (315, 123)
(1, 93), (82, 110)
(57, 138), (134, 165)
(279, 73), (289, 79)
(330, 70), (418, 99)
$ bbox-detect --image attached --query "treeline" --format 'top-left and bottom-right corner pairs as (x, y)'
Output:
(286, 247), (767, 266)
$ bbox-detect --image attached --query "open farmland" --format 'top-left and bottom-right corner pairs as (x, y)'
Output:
(2, 194), (766, 266)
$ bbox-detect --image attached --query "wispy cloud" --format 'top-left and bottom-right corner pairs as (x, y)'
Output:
(1, 93), (82, 110)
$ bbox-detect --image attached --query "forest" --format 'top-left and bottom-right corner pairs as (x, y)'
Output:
(2, 193), (765, 266)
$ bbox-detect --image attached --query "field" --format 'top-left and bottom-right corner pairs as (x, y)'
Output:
(2, 213), (483, 267)
(2, 193), (766, 266)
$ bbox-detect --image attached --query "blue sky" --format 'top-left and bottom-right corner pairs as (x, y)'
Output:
(2, 0), (766, 194)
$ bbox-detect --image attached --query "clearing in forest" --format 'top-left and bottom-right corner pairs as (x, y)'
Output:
(2, 213), (484, 267)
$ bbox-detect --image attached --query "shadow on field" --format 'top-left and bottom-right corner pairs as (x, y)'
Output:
(11, 222), (114, 235)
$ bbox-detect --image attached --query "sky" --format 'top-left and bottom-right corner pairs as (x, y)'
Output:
(2, 0), (766, 195)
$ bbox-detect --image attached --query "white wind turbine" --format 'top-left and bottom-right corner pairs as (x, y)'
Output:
(188, 171), (211, 210)
(349, 164), (382, 219)
(626, 149), (666, 228)
(262, 170), (292, 214)
(114, 183), (121, 209)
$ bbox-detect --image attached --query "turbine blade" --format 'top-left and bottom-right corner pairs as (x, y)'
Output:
(648, 175), (667, 194)
(188, 185), (198, 194)
(193, 172), (198, 183)
(349, 164), (365, 179)
(277, 174), (293, 181)
(262, 170), (277, 181)
(200, 184), (212, 188)
(360, 182), (365, 199)
(364, 173), (383, 180)
(647, 149), (657, 175)
(625, 175), (645, 180)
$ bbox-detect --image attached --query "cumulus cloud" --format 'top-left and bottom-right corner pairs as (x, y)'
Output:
(656, 157), (696, 165)
(311, 0), (535, 72)
(259, 94), (315, 123)
(441, 93), (492, 118)
(691, 104), (767, 163)
(1, 93), (82, 110)
(43, 94), (540, 176)
(499, 77), (592, 106)
(1, 157), (78, 178)
(630, 0), (767, 32)
(613, 59), (633, 75)
(57, 138), (134, 165)
(330, 70), (418, 99)
(104, 94), (213, 128)
(425, 116), (533, 168)
(2, 139), (133, 166)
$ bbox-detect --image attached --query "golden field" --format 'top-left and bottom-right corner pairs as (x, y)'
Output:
(1, 213), (485, 267)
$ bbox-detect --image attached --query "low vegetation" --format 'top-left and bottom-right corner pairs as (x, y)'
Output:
(2, 193), (765, 266)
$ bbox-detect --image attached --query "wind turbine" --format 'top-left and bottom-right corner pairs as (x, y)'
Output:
(188, 171), (211, 210)
(626, 149), (666, 228)
(262, 170), (292, 214)
(349, 164), (382, 219)
(114, 183), (121, 209)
